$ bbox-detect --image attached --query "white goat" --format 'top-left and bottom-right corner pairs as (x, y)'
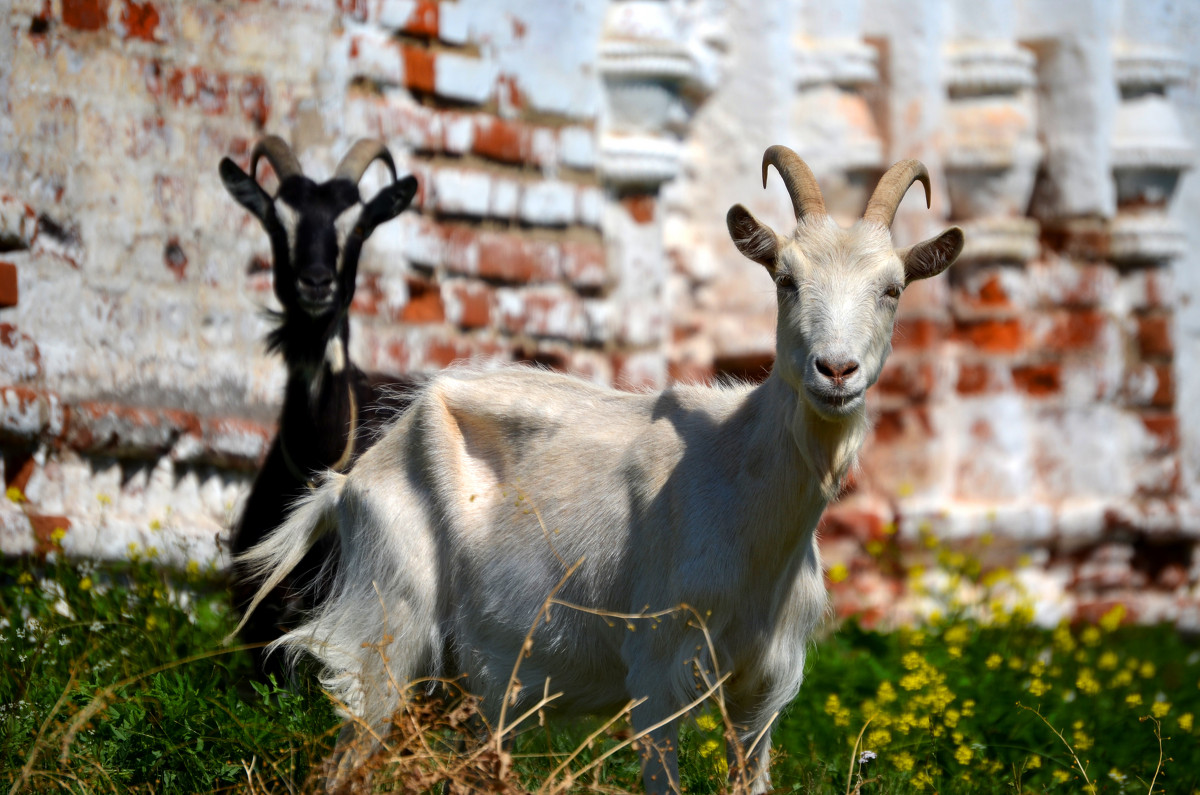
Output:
(237, 147), (963, 793)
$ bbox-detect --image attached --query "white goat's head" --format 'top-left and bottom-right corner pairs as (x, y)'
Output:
(220, 137), (418, 321)
(728, 146), (963, 421)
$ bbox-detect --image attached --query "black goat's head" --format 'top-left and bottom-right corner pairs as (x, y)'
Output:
(220, 136), (418, 321)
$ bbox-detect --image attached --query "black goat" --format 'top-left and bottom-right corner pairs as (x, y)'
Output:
(220, 137), (422, 671)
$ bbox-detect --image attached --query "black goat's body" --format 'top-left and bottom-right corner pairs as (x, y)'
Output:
(230, 360), (424, 670)
(219, 136), (420, 676)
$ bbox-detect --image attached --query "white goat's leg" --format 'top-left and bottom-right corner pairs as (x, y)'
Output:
(629, 699), (682, 795)
(724, 706), (775, 795)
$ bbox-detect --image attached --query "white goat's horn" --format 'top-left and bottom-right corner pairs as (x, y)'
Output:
(762, 145), (826, 221)
(334, 139), (398, 185)
(249, 135), (302, 186)
(863, 159), (931, 227)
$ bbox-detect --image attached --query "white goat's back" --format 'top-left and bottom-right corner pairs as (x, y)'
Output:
(251, 366), (828, 735)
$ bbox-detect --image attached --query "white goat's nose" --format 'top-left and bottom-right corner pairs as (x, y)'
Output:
(815, 357), (860, 386)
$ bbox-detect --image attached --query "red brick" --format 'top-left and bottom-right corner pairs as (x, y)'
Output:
(29, 514), (71, 558)
(350, 272), (384, 315)
(401, 276), (445, 323)
(337, 0), (368, 22)
(472, 117), (531, 164)
(956, 318), (1024, 353)
(560, 240), (607, 289)
(401, 0), (439, 37)
(622, 194), (656, 224)
(871, 407), (935, 445)
(0, 262), (17, 307)
(955, 362), (991, 395)
(198, 415), (273, 468)
(477, 232), (560, 283)
(892, 318), (949, 351)
(119, 0), (158, 41)
(1136, 313), (1172, 359)
(1140, 413), (1179, 454)
(444, 281), (491, 328)
(1150, 363), (1174, 408)
(63, 0), (108, 30)
(668, 360), (715, 386)
(424, 336), (508, 368)
(1040, 219), (1110, 260)
(819, 507), (889, 543)
(877, 358), (935, 402)
(66, 402), (201, 459)
(401, 46), (436, 94)
(238, 75), (270, 128)
(498, 290), (586, 340)
(1012, 363), (1062, 397)
(1043, 310), (1109, 354)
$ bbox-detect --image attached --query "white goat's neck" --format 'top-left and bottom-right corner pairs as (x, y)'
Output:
(766, 372), (867, 502)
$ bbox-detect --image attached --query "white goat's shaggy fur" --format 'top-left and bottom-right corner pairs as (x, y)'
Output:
(238, 149), (962, 794)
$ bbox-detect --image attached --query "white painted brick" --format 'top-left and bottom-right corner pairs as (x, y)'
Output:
(438, 1), (471, 45)
(432, 167), (492, 217)
(443, 112), (475, 153)
(489, 177), (521, 220)
(530, 127), (558, 168)
(346, 27), (404, 85)
(435, 52), (498, 104)
(559, 125), (597, 170)
(577, 185), (605, 228)
(374, 0), (418, 29)
(519, 180), (576, 226)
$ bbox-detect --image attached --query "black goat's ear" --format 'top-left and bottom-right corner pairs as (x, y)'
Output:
(219, 158), (274, 222)
(358, 175), (419, 235)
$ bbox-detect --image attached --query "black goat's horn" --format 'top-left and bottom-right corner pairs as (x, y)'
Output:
(762, 145), (826, 221)
(249, 135), (302, 186)
(335, 139), (398, 185)
(863, 159), (931, 227)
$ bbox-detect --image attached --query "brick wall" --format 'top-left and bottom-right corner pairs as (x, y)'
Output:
(1, 0), (1197, 626)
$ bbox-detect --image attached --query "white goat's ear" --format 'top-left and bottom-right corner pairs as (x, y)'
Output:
(900, 226), (964, 284)
(727, 204), (780, 272)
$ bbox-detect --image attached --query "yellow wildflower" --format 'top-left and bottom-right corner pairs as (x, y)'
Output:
(1026, 755), (1042, 769)
(893, 752), (915, 772)
(6, 486), (25, 503)
(954, 745), (973, 765)
(986, 653), (1003, 670)
(17, 571), (33, 585)
(961, 699), (975, 717)
(1099, 604), (1125, 632)
(1097, 650), (1119, 670)
(877, 681), (897, 703)
(1076, 669), (1101, 696)
(698, 738), (721, 758)
(1126, 693), (1142, 708)
(97, 492), (113, 506)
(944, 709), (960, 728)
(1178, 713), (1193, 732)
(828, 563), (849, 583)
(866, 728), (891, 748)
(1139, 661), (1156, 679)
(1080, 625), (1101, 646)
(79, 576), (92, 591)
(695, 713), (719, 732)
(1028, 679), (1049, 697)
(49, 527), (66, 545)
(1151, 701), (1170, 719)
(1053, 623), (1076, 653)
(1052, 769), (1071, 784)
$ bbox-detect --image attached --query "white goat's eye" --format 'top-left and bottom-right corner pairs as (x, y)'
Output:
(775, 272), (797, 292)
(883, 284), (902, 300)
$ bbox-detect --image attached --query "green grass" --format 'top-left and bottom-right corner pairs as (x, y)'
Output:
(2, 551), (1197, 793)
